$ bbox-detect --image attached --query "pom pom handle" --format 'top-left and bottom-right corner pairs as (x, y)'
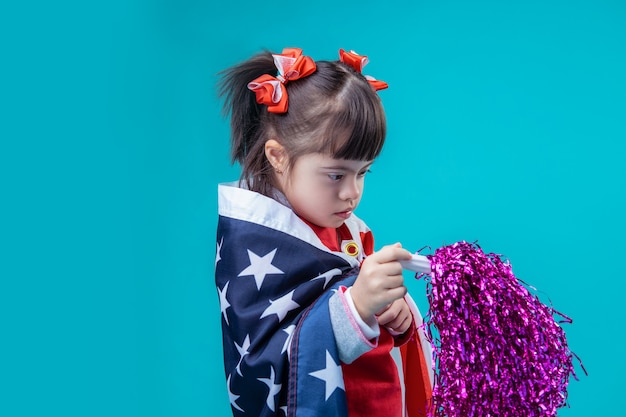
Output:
(400, 254), (432, 274)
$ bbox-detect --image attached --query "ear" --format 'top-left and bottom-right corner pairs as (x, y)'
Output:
(264, 139), (288, 172)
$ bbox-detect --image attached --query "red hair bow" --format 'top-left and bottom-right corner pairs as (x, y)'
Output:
(247, 47), (317, 113)
(339, 49), (388, 91)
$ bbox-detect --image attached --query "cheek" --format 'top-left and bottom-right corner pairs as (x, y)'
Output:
(314, 183), (336, 201)
(290, 182), (320, 207)
(299, 187), (331, 212)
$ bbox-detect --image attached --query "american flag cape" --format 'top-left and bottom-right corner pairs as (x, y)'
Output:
(215, 183), (433, 417)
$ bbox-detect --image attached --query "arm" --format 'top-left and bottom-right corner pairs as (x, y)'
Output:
(329, 243), (413, 363)
(329, 287), (380, 364)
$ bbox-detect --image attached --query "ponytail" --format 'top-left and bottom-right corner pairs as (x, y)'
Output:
(218, 51), (276, 166)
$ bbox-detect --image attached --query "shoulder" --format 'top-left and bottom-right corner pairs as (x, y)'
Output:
(218, 181), (264, 211)
(218, 182), (287, 220)
(218, 182), (346, 258)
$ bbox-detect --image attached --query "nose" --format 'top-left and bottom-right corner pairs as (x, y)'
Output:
(339, 176), (362, 202)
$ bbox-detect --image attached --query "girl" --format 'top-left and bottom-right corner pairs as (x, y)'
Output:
(215, 47), (433, 417)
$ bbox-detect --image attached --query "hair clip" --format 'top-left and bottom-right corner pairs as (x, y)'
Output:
(339, 49), (388, 92)
(247, 48), (316, 113)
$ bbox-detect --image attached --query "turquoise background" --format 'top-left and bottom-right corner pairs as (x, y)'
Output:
(2, 0), (625, 416)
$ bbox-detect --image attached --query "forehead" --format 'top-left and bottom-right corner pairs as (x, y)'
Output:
(296, 153), (373, 171)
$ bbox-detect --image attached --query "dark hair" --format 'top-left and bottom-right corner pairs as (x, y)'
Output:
(218, 50), (387, 196)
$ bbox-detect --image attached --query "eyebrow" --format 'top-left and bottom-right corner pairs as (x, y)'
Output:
(320, 163), (373, 172)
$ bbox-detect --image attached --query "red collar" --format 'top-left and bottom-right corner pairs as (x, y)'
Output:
(302, 219), (353, 253)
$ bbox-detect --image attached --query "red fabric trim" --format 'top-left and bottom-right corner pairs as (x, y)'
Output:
(302, 219), (374, 260)
(401, 335), (433, 417)
(302, 219), (343, 252)
(359, 230), (374, 256)
(341, 329), (403, 417)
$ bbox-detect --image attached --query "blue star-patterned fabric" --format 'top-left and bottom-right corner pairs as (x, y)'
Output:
(215, 182), (371, 417)
(286, 274), (358, 417)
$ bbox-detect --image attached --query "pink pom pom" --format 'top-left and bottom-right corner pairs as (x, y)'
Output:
(418, 241), (583, 417)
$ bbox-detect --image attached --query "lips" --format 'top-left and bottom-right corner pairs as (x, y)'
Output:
(335, 210), (352, 220)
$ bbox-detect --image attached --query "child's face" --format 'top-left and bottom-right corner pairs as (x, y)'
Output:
(280, 153), (373, 229)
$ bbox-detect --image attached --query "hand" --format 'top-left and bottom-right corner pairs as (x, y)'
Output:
(351, 243), (412, 320)
(376, 298), (413, 335)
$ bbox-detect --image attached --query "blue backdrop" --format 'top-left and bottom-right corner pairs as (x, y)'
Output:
(2, 0), (625, 416)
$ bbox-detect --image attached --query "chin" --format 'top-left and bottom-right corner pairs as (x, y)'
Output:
(329, 219), (346, 228)
(312, 219), (342, 229)
(306, 215), (345, 229)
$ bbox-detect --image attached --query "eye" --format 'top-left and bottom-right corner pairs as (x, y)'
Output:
(357, 169), (371, 177)
(328, 174), (344, 181)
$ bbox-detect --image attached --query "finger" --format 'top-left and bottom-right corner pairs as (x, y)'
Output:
(375, 289), (407, 315)
(377, 307), (399, 326)
(376, 262), (405, 279)
(378, 246), (412, 263)
(375, 303), (393, 316)
(388, 313), (411, 331)
(386, 285), (408, 302)
(376, 302), (397, 319)
(381, 320), (409, 333)
(391, 316), (411, 333)
(372, 245), (412, 263)
(380, 273), (405, 291)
